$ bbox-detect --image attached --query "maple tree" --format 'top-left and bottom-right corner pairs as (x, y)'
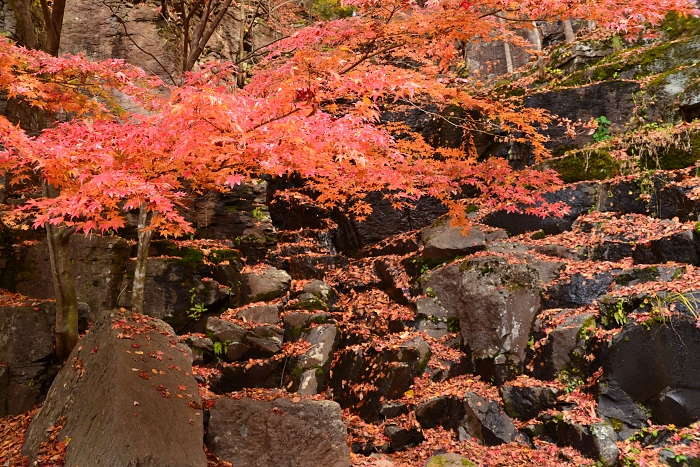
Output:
(2, 0), (698, 362)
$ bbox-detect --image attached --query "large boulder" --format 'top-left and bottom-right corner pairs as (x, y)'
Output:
(419, 220), (486, 261)
(206, 397), (351, 467)
(604, 317), (700, 426)
(22, 310), (206, 467)
(0, 303), (59, 416)
(459, 392), (519, 446)
(432, 257), (542, 382)
(242, 266), (291, 303)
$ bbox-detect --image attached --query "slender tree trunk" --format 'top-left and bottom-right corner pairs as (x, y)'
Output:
(131, 206), (154, 314)
(237, 0), (246, 88)
(563, 19), (576, 44)
(14, 0), (38, 49)
(40, 0), (66, 56)
(531, 22), (545, 80)
(43, 183), (78, 361)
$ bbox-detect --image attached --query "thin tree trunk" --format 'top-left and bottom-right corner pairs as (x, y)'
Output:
(40, 0), (66, 56)
(43, 183), (78, 361)
(14, 0), (38, 49)
(237, 0), (246, 88)
(531, 21), (545, 80)
(131, 206), (154, 314)
(563, 19), (576, 44)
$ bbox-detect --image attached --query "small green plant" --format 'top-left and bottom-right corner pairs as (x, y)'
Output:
(694, 221), (700, 234)
(187, 287), (208, 320)
(613, 300), (628, 326)
(425, 287), (436, 298)
(593, 116), (612, 142)
(251, 206), (266, 221)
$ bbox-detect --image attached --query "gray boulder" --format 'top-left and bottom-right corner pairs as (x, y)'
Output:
(459, 392), (518, 446)
(206, 397), (351, 467)
(419, 219), (486, 260)
(242, 266), (291, 303)
(22, 310), (206, 467)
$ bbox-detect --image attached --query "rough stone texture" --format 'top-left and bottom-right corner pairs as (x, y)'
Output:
(459, 392), (518, 446)
(545, 419), (620, 467)
(206, 317), (246, 344)
(242, 266), (291, 303)
(8, 235), (130, 322)
(415, 395), (465, 430)
(533, 312), (597, 381)
(456, 257), (542, 379)
(0, 303), (59, 416)
(419, 221), (486, 260)
(194, 181), (276, 263)
(246, 325), (284, 358)
(206, 397), (351, 467)
(215, 358), (282, 392)
(22, 310), (205, 467)
(525, 81), (641, 152)
(384, 423), (424, 451)
(414, 297), (455, 320)
(605, 317), (700, 426)
(118, 257), (231, 331)
(631, 229), (699, 265)
(500, 385), (559, 421)
(543, 272), (615, 309)
(296, 324), (339, 396)
(597, 382), (652, 440)
(236, 304), (280, 324)
(485, 183), (598, 236)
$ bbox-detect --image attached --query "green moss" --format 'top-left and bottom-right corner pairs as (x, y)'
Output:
(662, 12), (700, 41)
(530, 230), (546, 240)
(208, 249), (240, 265)
(546, 149), (621, 183)
(638, 131), (700, 170)
(291, 365), (304, 379)
(609, 417), (624, 432)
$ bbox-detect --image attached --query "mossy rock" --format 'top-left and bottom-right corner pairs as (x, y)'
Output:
(544, 149), (621, 183)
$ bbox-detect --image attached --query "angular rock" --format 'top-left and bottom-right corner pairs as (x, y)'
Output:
(282, 311), (333, 342)
(456, 257), (542, 381)
(242, 266), (291, 303)
(215, 358), (282, 392)
(380, 402), (409, 419)
(631, 229), (699, 265)
(605, 317), (700, 426)
(236, 304), (281, 324)
(484, 183), (597, 235)
(459, 392), (518, 446)
(546, 419), (620, 467)
(544, 272), (615, 309)
(414, 296), (455, 321)
(300, 280), (337, 309)
(206, 317), (246, 343)
(532, 312), (597, 381)
(206, 397), (351, 467)
(597, 381), (648, 440)
(22, 310), (205, 467)
(383, 423), (424, 452)
(295, 324), (338, 396)
(0, 303), (59, 416)
(419, 220), (486, 261)
(415, 395), (465, 430)
(500, 385), (559, 421)
(246, 325), (284, 358)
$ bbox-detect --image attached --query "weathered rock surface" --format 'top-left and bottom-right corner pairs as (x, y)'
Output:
(295, 324), (338, 396)
(459, 392), (518, 446)
(206, 397), (351, 467)
(604, 317), (700, 426)
(419, 220), (486, 260)
(0, 303), (58, 416)
(532, 312), (597, 380)
(242, 266), (291, 303)
(500, 385), (559, 421)
(22, 310), (205, 467)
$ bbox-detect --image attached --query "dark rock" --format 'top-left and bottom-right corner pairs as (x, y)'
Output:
(532, 244), (583, 260)
(283, 312), (333, 342)
(194, 182), (276, 263)
(380, 402), (409, 419)
(363, 236), (420, 257)
(206, 317), (246, 343)
(236, 304), (280, 324)
(206, 397), (350, 467)
(0, 303), (58, 416)
(500, 385), (559, 421)
(384, 423), (424, 451)
(118, 257), (232, 331)
(329, 344), (428, 421)
(246, 325), (284, 358)
(285, 254), (349, 280)
(484, 183), (597, 235)
(415, 319), (451, 341)
(544, 272), (615, 308)
(216, 358), (282, 392)
(22, 310), (205, 467)
(242, 267), (291, 303)
(419, 220), (486, 261)
(375, 256), (412, 305)
(597, 382), (649, 440)
(415, 396), (465, 430)
(414, 297), (455, 321)
(300, 280), (337, 307)
(419, 264), (464, 320)
(532, 312), (597, 381)
(525, 81), (641, 152)
(10, 235), (130, 322)
(605, 317), (700, 426)
(459, 392), (518, 446)
(456, 257), (542, 381)
(631, 229), (699, 265)
(596, 178), (663, 215)
(525, 256), (567, 284)
(546, 418), (620, 467)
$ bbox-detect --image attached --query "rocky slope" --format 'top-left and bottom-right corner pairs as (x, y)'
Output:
(2, 7), (700, 467)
